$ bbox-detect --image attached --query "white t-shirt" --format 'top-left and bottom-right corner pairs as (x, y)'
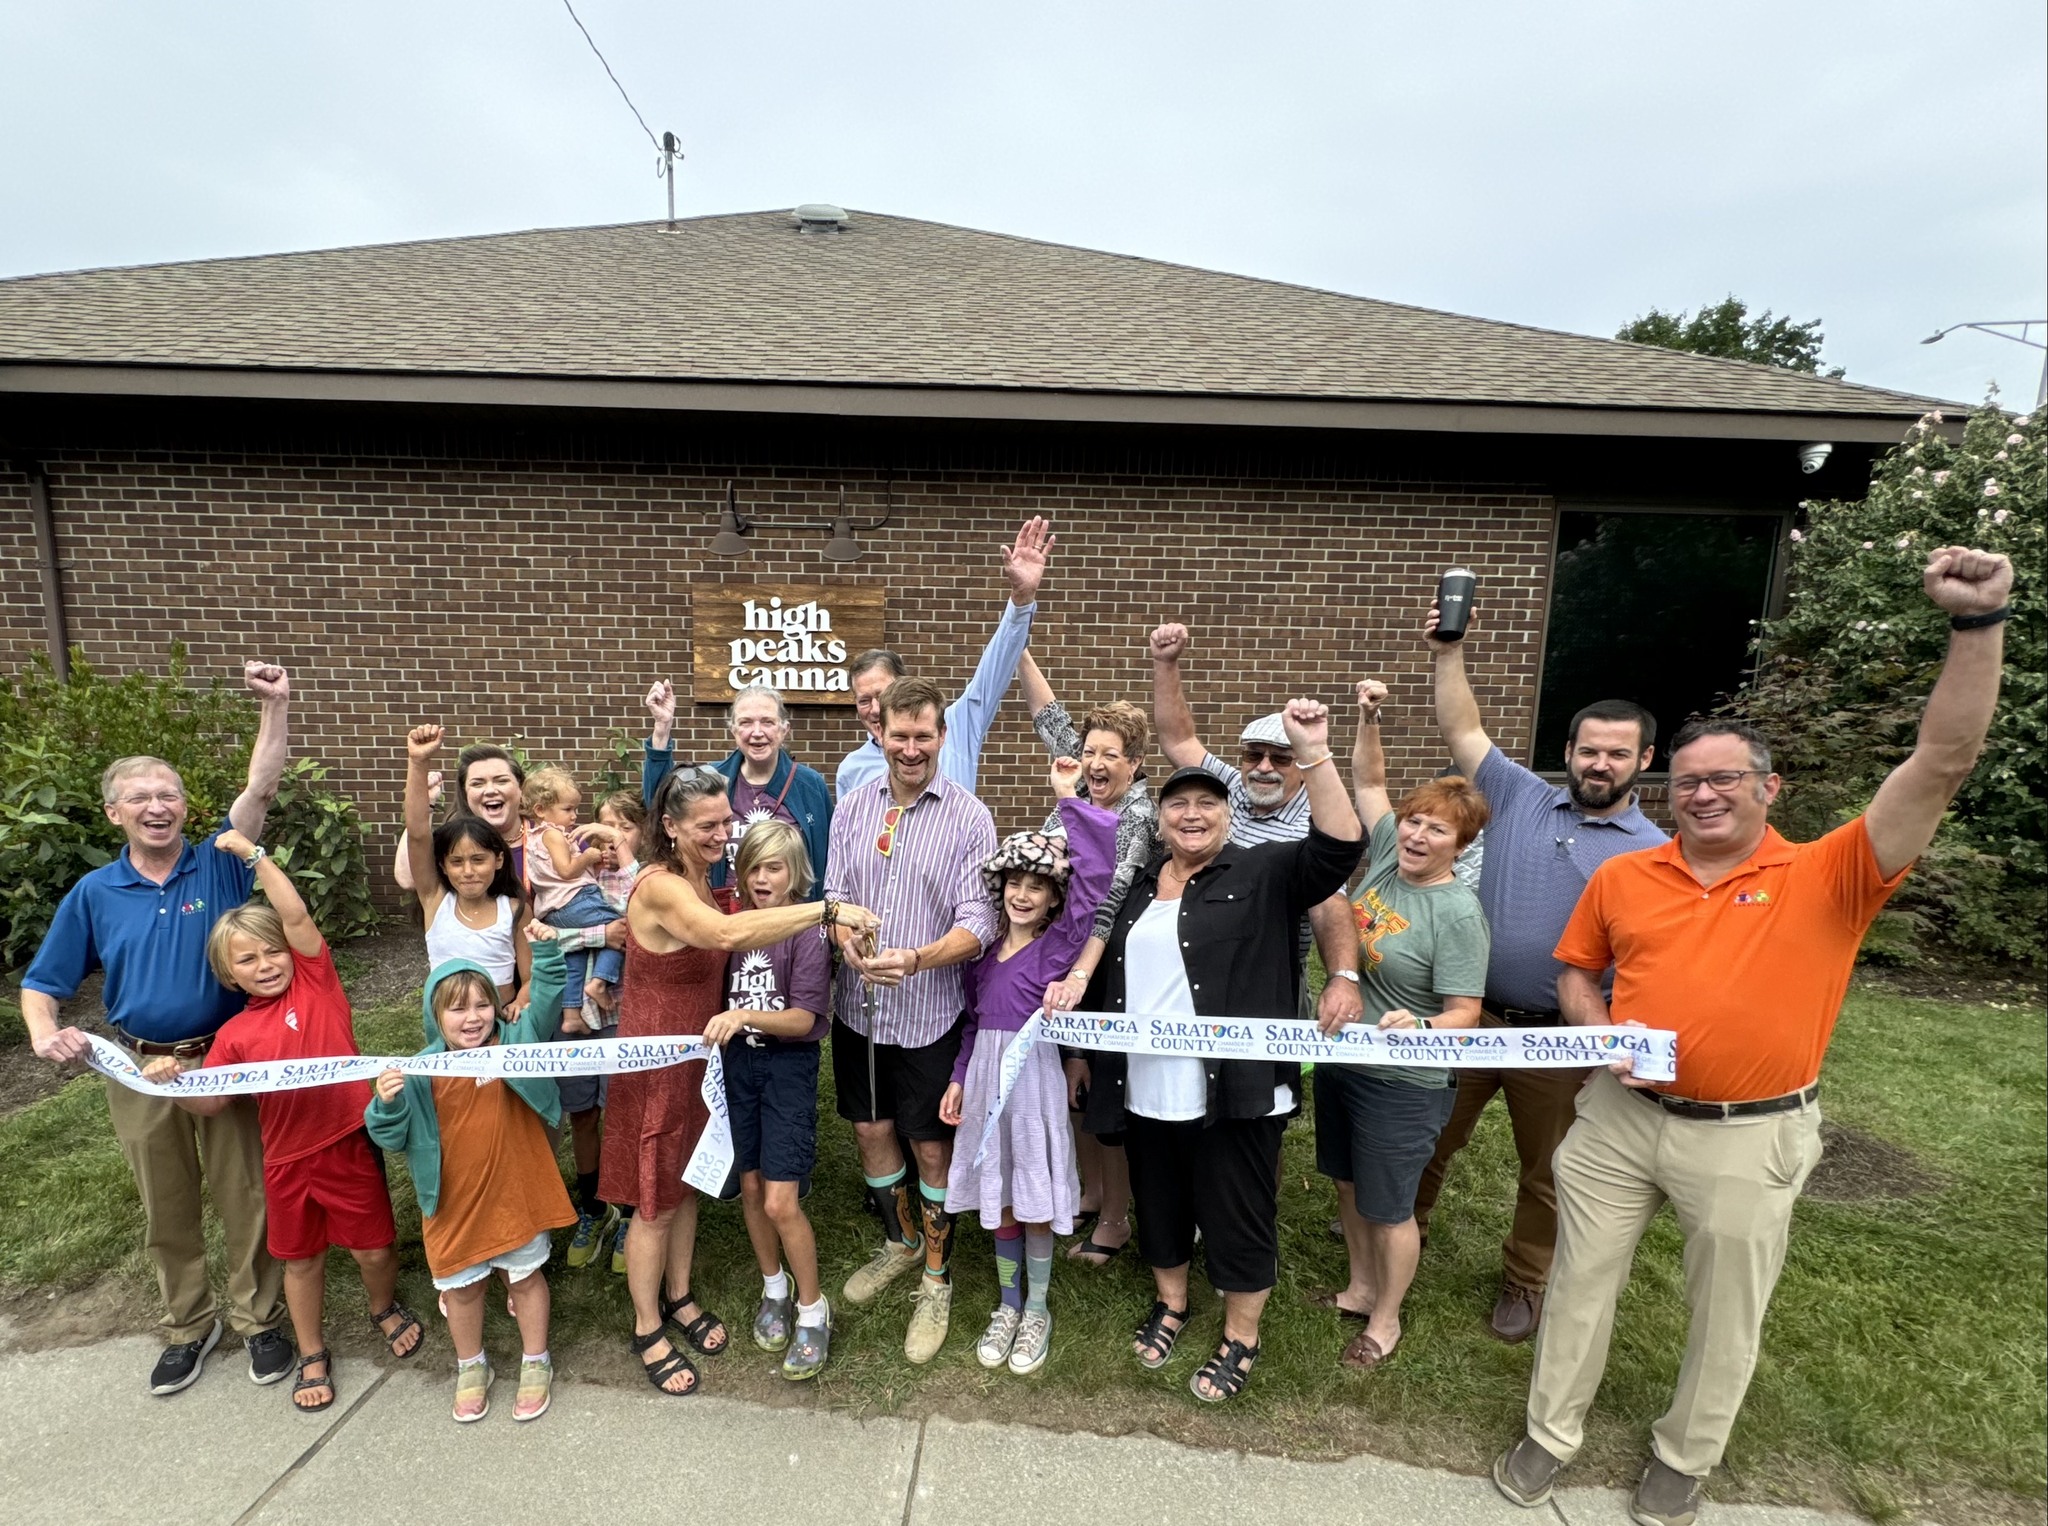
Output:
(1123, 900), (1206, 1121)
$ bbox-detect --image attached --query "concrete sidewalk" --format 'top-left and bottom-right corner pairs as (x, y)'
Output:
(0, 1337), (1866, 1526)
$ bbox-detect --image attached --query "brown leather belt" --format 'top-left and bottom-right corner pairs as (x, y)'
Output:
(1634, 1081), (1819, 1121)
(110, 1027), (214, 1060)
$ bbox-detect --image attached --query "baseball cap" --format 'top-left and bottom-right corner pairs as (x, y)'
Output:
(1158, 764), (1231, 803)
(1239, 713), (1291, 749)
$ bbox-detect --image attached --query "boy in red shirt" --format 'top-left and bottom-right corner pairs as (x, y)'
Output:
(144, 830), (422, 1410)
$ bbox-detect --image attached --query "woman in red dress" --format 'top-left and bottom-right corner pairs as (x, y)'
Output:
(603, 766), (877, 1397)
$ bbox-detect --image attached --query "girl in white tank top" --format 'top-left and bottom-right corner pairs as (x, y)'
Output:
(424, 893), (519, 988)
(403, 725), (530, 1002)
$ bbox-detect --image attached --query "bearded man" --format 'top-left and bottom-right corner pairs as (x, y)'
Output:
(1406, 599), (1666, 1344)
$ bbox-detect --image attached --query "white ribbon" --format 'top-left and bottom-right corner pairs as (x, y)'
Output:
(971, 1009), (1678, 1167)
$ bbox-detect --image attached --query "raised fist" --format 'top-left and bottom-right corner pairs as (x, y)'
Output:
(243, 661), (291, 702)
(1280, 697), (1330, 755)
(1355, 680), (1388, 722)
(1148, 623), (1190, 662)
(407, 724), (444, 763)
(1049, 756), (1084, 799)
(644, 680), (676, 725)
(1922, 546), (2014, 618)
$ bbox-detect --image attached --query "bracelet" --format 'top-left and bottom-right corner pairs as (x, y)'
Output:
(1068, 968), (1093, 984)
(245, 845), (267, 866)
(908, 947), (923, 975)
(1950, 606), (2012, 631)
(1330, 969), (1360, 984)
(1296, 752), (1336, 771)
(822, 899), (839, 928)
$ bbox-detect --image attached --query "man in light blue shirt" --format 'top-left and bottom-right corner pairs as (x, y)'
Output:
(834, 517), (1053, 796)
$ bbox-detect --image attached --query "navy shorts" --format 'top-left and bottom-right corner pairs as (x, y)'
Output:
(1314, 1066), (1457, 1225)
(724, 1034), (821, 1184)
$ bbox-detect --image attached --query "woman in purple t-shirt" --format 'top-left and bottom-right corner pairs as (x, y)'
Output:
(701, 821), (835, 1381)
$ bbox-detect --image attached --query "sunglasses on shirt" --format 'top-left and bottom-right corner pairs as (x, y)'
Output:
(876, 804), (904, 857)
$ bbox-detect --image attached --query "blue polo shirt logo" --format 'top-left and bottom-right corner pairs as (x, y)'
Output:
(180, 898), (207, 915)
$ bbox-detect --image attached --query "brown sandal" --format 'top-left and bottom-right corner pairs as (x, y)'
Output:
(1342, 1329), (1395, 1370)
(1307, 1290), (1371, 1321)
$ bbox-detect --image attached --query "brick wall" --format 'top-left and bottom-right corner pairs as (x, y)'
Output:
(0, 446), (1556, 909)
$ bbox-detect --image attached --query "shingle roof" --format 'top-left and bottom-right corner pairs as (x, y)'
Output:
(0, 210), (1945, 418)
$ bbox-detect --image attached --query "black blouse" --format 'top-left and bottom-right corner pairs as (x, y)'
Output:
(1079, 823), (1364, 1127)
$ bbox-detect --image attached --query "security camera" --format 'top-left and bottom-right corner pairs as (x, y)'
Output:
(1797, 442), (1833, 474)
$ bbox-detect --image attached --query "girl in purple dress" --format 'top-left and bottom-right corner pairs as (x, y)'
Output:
(940, 765), (1118, 1376)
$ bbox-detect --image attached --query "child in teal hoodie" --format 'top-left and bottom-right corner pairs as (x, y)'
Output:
(368, 931), (576, 1424)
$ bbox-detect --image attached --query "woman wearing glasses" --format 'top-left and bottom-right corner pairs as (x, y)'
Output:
(603, 766), (879, 1398)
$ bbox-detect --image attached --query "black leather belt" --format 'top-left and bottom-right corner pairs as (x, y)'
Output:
(111, 1027), (214, 1060)
(1634, 1081), (1819, 1121)
(1487, 1004), (1564, 1027)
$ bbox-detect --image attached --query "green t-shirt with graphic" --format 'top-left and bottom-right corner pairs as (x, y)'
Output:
(1350, 814), (1493, 1088)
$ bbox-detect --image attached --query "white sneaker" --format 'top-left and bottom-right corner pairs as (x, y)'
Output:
(976, 1305), (1022, 1368)
(844, 1240), (923, 1306)
(1008, 1308), (1052, 1375)
(904, 1278), (953, 1365)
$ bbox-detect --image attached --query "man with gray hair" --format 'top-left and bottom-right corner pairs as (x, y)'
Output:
(20, 660), (293, 1397)
(1149, 623), (1364, 1026)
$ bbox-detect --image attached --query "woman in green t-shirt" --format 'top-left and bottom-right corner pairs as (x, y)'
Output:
(1316, 679), (1492, 1372)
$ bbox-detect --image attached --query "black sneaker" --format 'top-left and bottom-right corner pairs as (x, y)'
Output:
(246, 1328), (295, 1386)
(149, 1318), (222, 1396)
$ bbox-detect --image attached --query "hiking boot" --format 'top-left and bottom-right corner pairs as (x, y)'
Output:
(1630, 1458), (1704, 1526)
(1008, 1308), (1052, 1376)
(246, 1328), (295, 1386)
(566, 1205), (618, 1269)
(844, 1239), (922, 1306)
(753, 1294), (795, 1353)
(453, 1359), (493, 1423)
(975, 1305), (1022, 1369)
(1492, 1432), (1565, 1507)
(1488, 1282), (1542, 1344)
(904, 1278), (953, 1364)
(513, 1356), (553, 1422)
(783, 1311), (831, 1382)
(149, 1319), (222, 1396)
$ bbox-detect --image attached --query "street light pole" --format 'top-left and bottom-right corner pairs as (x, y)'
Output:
(1921, 320), (2048, 409)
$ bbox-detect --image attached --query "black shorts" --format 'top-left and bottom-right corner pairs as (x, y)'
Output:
(831, 1014), (962, 1143)
(724, 1035), (821, 1183)
(1125, 1111), (1287, 1293)
(1314, 1066), (1458, 1224)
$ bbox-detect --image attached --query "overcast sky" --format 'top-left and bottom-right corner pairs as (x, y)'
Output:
(4, 1), (2043, 405)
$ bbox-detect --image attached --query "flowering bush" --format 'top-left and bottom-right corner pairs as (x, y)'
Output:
(1736, 401), (2044, 962)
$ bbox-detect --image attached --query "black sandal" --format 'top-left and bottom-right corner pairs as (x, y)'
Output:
(369, 1300), (425, 1359)
(631, 1327), (699, 1396)
(660, 1287), (728, 1355)
(1190, 1338), (1260, 1403)
(1132, 1301), (1190, 1371)
(291, 1349), (336, 1412)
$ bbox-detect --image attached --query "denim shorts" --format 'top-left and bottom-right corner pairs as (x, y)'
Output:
(431, 1228), (554, 1292)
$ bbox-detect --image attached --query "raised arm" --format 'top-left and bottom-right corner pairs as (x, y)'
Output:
(403, 724), (446, 913)
(1018, 648), (1056, 717)
(1350, 680), (1393, 833)
(945, 520), (1051, 755)
(217, 829), (321, 956)
(1427, 607), (1495, 779)
(228, 661), (291, 838)
(1285, 697), (1362, 841)
(1148, 623), (1207, 769)
(646, 679), (676, 753)
(1864, 547), (2014, 879)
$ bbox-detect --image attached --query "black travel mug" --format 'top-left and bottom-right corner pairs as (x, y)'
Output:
(1434, 567), (1477, 642)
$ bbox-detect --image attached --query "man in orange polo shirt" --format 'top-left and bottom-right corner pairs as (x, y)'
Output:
(1491, 545), (2015, 1526)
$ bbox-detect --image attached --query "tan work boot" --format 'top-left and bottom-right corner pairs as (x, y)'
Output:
(844, 1239), (922, 1306)
(904, 1277), (953, 1364)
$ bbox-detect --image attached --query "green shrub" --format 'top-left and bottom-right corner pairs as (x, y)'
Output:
(0, 647), (378, 969)
(1733, 399), (2045, 963)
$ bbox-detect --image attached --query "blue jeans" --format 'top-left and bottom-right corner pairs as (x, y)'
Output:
(542, 884), (624, 1007)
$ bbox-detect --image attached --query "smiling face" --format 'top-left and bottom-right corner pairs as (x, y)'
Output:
(1668, 733), (1779, 856)
(666, 790), (735, 876)
(1564, 718), (1652, 812)
(433, 974), (501, 1050)
(104, 765), (189, 857)
(1395, 809), (1463, 884)
(882, 703), (944, 797)
(1002, 869), (1059, 936)
(744, 855), (795, 910)
(439, 834), (506, 903)
(1159, 784), (1230, 864)
(1238, 741), (1301, 812)
(1080, 727), (1138, 807)
(853, 665), (896, 743)
(462, 758), (522, 834)
(731, 693), (789, 768)
(222, 930), (294, 999)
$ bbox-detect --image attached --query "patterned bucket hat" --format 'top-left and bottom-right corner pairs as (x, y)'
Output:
(980, 830), (1072, 899)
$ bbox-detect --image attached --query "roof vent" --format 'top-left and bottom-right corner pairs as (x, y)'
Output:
(792, 203), (851, 234)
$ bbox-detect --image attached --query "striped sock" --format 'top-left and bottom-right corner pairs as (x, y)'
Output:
(994, 1223), (1025, 1312)
(1024, 1227), (1055, 1313)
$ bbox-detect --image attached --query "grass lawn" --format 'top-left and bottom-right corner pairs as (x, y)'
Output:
(2, 978), (2040, 1521)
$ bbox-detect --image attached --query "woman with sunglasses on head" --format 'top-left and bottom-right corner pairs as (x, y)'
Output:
(603, 767), (879, 1398)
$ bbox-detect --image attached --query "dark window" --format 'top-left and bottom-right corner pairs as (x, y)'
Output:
(1533, 510), (1783, 767)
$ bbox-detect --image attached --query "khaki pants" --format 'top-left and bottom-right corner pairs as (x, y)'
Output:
(1528, 1069), (1822, 1478)
(1411, 1008), (1589, 1291)
(104, 1080), (283, 1344)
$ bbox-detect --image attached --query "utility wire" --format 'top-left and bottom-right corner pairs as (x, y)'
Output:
(561, 0), (662, 154)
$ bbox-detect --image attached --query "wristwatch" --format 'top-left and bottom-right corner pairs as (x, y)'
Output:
(1330, 969), (1361, 985)
(245, 844), (268, 866)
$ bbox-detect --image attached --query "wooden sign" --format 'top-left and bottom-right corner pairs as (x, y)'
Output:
(691, 584), (887, 706)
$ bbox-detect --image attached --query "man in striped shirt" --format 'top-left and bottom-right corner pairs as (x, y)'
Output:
(1150, 623), (1364, 1026)
(824, 676), (999, 1364)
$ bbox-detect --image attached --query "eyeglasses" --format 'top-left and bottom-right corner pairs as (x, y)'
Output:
(876, 805), (904, 857)
(117, 791), (185, 809)
(1670, 770), (1763, 796)
(1240, 746), (1294, 768)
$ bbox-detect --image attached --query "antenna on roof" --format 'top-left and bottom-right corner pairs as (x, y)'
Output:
(560, 0), (682, 230)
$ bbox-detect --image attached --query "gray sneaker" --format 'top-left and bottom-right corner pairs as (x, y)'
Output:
(753, 1294), (795, 1353)
(1492, 1432), (1565, 1508)
(1008, 1308), (1052, 1375)
(1630, 1458), (1704, 1526)
(782, 1311), (831, 1381)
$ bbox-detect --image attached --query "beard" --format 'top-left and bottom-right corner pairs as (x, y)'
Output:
(1566, 759), (1640, 810)
(1242, 772), (1288, 809)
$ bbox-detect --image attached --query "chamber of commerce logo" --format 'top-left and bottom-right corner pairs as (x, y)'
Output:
(1351, 889), (1410, 966)
(727, 950), (785, 1010)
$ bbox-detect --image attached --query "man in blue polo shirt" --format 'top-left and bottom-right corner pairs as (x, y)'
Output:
(21, 660), (294, 1396)
(1409, 605), (1664, 1344)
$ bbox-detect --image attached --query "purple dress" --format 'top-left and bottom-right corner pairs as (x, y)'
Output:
(944, 797), (1118, 1231)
